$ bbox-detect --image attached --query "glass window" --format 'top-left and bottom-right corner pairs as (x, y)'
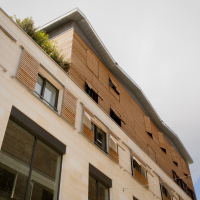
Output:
(92, 123), (107, 152)
(35, 75), (58, 111)
(88, 176), (109, 200)
(133, 160), (146, 177)
(109, 78), (119, 95)
(0, 120), (62, 200)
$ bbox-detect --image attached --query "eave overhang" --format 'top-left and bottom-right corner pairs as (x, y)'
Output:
(39, 8), (193, 164)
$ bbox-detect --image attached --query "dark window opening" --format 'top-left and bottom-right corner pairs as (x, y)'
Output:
(35, 74), (59, 111)
(147, 132), (153, 138)
(109, 78), (119, 95)
(173, 161), (178, 166)
(161, 147), (166, 153)
(85, 83), (98, 104)
(133, 196), (138, 200)
(132, 159), (146, 177)
(42, 189), (53, 200)
(184, 173), (188, 178)
(162, 186), (171, 199)
(92, 123), (107, 153)
(88, 176), (109, 200)
(110, 109), (121, 127)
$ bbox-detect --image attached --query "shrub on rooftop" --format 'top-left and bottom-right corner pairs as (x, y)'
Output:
(13, 15), (70, 71)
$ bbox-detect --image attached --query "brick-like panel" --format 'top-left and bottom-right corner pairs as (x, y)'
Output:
(62, 88), (77, 126)
(134, 169), (148, 188)
(83, 123), (94, 142)
(17, 50), (40, 91)
(109, 147), (119, 163)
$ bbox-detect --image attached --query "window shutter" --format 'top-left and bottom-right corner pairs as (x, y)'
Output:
(148, 145), (156, 162)
(170, 146), (177, 163)
(132, 151), (146, 167)
(158, 132), (166, 149)
(181, 158), (188, 175)
(62, 88), (77, 126)
(13, 174), (27, 200)
(17, 50), (40, 91)
(144, 116), (152, 133)
(84, 106), (94, 118)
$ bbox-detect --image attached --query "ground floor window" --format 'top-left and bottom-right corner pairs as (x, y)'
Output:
(0, 119), (62, 200)
(88, 176), (109, 200)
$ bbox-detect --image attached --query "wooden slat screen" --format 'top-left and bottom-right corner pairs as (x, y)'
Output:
(62, 88), (77, 126)
(134, 169), (148, 188)
(17, 50), (40, 91)
(83, 124), (94, 142)
(132, 151), (146, 167)
(31, 182), (43, 200)
(158, 132), (166, 149)
(181, 158), (188, 175)
(84, 106), (94, 118)
(87, 49), (99, 77)
(109, 147), (119, 163)
(163, 194), (170, 200)
(2, 120), (35, 165)
(13, 174), (28, 200)
(170, 146), (177, 163)
(144, 116), (152, 133)
(109, 130), (119, 140)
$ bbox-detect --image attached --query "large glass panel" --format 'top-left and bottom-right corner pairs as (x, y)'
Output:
(0, 120), (34, 200)
(88, 176), (96, 200)
(35, 76), (44, 96)
(43, 82), (57, 108)
(28, 140), (61, 200)
(98, 182), (109, 200)
(96, 128), (106, 151)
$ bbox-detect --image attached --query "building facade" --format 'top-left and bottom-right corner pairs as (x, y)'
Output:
(0, 7), (197, 200)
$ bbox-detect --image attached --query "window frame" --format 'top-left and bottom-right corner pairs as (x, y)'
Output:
(85, 82), (99, 104)
(92, 123), (107, 153)
(35, 74), (59, 111)
(132, 159), (147, 178)
(88, 175), (110, 200)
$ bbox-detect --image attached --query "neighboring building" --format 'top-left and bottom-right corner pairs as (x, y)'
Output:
(0, 7), (197, 200)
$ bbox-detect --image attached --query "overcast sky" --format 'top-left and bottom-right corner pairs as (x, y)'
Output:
(1, 0), (200, 197)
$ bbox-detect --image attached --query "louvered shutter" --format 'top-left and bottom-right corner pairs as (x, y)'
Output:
(181, 158), (188, 175)
(62, 88), (77, 126)
(144, 116), (152, 133)
(17, 50), (40, 91)
(158, 132), (166, 149)
(170, 146), (177, 163)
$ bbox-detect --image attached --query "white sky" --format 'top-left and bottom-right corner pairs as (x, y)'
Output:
(1, 0), (200, 189)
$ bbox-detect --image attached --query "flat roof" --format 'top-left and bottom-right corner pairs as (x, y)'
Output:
(39, 8), (193, 164)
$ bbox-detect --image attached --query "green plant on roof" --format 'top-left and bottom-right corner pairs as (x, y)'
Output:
(13, 15), (70, 70)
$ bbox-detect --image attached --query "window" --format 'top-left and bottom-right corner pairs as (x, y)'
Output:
(85, 82), (98, 103)
(110, 109), (121, 127)
(92, 123), (107, 152)
(88, 176), (109, 200)
(0, 119), (62, 200)
(162, 186), (171, 199)
(133, 197), (138, 200)
(109, 78), (119, 95)
(35, 74), (59, 111)
(147, 132), (153, 138)
(173, 161), (178, 166)
(132, 159), (146, 177)
(161, 147), (166, 153)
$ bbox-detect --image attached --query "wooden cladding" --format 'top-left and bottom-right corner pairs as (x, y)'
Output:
(62, 88), (77, 126)
(170, 146), (177, 163)
(134, 169), (148, 188)
(144, 116), (152, 134)
(87, 49), (99, 77)
(163, 194), (170, 200)
(83, 123), (94, 142)
(181, 158), (189, 175)
(17, 50), (40, 91)
(109, 147), (119, 163)
(158, 132), (166, 150)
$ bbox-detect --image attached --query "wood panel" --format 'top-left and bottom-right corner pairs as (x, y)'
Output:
(109, 147), (119, 163)
(54, 28), (194, 191)
(17, 50), (40, 91)
(158, 132), (166, 149)
(83, 123), (94, 142)
(62, 88), (77, 126)
(163, 194), (170, 200)
(134, 169), (148, 188)
(170, 146), (178, 163)
(84, 106), (94, 118)
(148, 145), (156, 162)
(87, 49), (99, 77)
